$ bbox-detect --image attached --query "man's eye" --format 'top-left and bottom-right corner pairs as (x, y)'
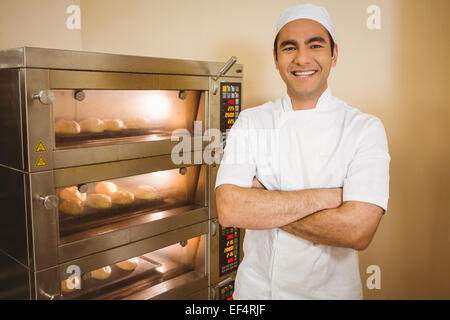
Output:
(311, 44), (323, 49)
(282, 46), (295, 51)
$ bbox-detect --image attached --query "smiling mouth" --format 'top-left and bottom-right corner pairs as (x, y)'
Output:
(292, 70), (318, 77)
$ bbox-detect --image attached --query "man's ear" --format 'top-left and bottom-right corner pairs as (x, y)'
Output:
(331, 43), (338, 67)
(273, 49), (279, 70)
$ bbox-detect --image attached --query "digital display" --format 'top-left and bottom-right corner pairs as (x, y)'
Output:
(219, 226), (240, 276)
(220, 82), (241, 134)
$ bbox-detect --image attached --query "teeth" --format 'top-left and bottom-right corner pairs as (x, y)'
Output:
(294, 71), (316, 76)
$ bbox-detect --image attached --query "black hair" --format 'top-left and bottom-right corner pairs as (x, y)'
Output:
(273, 30), (335, 60)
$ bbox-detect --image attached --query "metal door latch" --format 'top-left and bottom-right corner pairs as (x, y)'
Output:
(39, 195), (59, 210)
(32, 90), (55, 105)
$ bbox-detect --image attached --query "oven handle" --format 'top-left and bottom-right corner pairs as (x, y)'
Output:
(211, 56), (237, 95)
(32, 89), (55, 105)
(38, 194), (59, 210)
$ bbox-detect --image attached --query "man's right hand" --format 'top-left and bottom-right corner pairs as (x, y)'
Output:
(251, 177), (266, 190)
(328, 187), (343, 209)
(217, 179), (343, 229)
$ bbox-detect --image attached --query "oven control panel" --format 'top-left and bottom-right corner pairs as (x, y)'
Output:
(220, 82), (241, 134)
(219, 280), (235, 300)
(219, 226), (240, 276)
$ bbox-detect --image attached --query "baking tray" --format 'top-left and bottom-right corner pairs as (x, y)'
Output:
(62, 254), (162, 300)
(55, 128), (172, 148)
(58, 197), (191, 237)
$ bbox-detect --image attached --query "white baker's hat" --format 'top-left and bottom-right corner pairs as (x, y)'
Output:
(275, 3), (334, 40)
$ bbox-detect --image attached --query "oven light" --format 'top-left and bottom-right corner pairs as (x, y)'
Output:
(156, 265), (166, 273)
(140, 92), (170, 121)
(149, 170), (173, 184)
(151, 171), (166, 176)
(151, 211), (165, 220)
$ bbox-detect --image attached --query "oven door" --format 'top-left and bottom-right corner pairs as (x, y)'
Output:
(30, 152), (208, 271)
(22, 69), (209, 172)
(35, 222), (208, 300)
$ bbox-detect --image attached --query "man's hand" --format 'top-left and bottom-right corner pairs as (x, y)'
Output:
(250, 177), (382, 251)
(251, 177), (266, 189)
(326, 187), (343, 209)
(216, 178), (343, 230)
(281, 201), (384, 250)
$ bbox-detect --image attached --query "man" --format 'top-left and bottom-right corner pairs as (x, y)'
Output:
(214, 4), (390, 299)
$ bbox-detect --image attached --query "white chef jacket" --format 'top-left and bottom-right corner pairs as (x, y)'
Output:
(215, 88), (390, 299)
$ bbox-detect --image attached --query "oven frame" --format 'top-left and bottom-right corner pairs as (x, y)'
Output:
(0, 47), (244, 300)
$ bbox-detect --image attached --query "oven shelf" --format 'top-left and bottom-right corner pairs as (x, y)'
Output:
(55, 129), (173, 149)
(59, 196), (170, 238)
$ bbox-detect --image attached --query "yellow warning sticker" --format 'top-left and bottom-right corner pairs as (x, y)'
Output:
(36, 156), (47, 167)
(35, 141), (46, 152)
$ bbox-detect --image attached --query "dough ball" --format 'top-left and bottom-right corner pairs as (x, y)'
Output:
(61, 276), (81, 293)
(79, 118), (105, 133)
(59, 199), (83, 215)
(104, 119), (124, 132)
(55, 120), (80, 135)
(125, 118), (151, 129)
(59, 186), (86, 202)
(90, 266), (112, 280)
(115, 257), (139, 271)
(85, 193), (112, 209)
(94, 181), (117, 196)
(133, 185), (160, 200)
(111, 190), (134, 205)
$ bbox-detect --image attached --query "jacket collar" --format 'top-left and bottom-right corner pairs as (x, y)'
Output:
(282, 87), (333, 112)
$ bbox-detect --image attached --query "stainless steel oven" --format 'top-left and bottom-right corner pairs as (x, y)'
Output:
(0, 47), (244, 300)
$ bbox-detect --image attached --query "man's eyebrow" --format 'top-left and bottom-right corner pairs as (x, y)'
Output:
(305, 36), (327, 45)
(279, 40), (298, 48)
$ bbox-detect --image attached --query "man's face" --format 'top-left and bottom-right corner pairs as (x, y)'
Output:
(274, 19), (338, 104)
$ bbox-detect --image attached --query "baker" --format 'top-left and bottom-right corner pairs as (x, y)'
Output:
(215, 3), (390, 299)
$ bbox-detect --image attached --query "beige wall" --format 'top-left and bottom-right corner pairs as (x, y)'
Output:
(81, 0), (450, 299)
(0, 0), (82, 50)
(1, 0), (449, 299)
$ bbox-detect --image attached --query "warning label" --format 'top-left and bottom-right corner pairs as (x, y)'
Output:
(36, 156), (47, 167)
(35, 142), (46, 152)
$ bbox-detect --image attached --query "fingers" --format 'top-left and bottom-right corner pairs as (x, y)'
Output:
(252, 177), (266, 189)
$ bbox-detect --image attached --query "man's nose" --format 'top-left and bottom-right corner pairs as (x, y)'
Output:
(293, 47), (312, 65)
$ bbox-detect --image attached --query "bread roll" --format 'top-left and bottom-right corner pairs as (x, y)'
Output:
(61, 276), (81, 293)
(85, 193), (112, 209)
(79, 118), (105, 133)
(90, 266), (112, 280)
(111, 190), (134, 205)
(59, 199), (83, 215)
(54, 120), (80, 135)
(94, 181), (117, 196)
(125, 117), (151, 129)
(59, 186), (86, 202)
(104, 119), (124, 132)
(115, 257), (139, 271)
(133, 185), (160, 200)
